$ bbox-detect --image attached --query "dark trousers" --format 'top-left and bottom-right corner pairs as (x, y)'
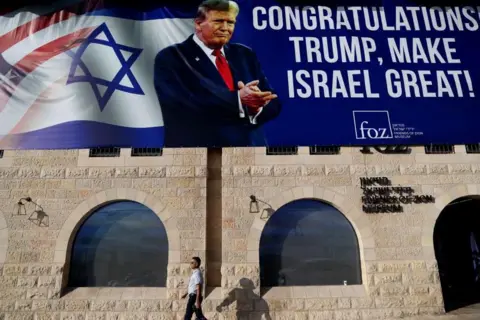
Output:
(184, 293), (207, 320)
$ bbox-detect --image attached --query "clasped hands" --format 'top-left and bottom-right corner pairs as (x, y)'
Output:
(238, 80), (277, 112)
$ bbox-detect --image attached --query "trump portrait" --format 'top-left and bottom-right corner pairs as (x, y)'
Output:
(153, 0), (282, 147)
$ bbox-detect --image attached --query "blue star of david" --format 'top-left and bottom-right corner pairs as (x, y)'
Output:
(66, 23), (144, 111)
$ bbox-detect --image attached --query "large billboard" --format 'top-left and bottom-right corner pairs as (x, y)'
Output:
(0, 0), (479, 149)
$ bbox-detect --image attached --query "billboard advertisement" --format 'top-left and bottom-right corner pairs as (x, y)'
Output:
(0, 0), (479, 149)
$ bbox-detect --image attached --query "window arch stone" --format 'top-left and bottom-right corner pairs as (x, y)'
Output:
(54, 188), (180, 268)
(259, 198), (362, 286)
(247, 187), (374, 289)
(68, 200), (169, 287)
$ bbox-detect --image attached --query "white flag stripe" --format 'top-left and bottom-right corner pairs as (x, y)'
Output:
(0, 16), (194, 134)
(3, 14), (99, 66)
(0, 0), (85, 36)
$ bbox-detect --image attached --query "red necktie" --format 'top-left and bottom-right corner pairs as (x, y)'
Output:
(213, 49), (234, 91)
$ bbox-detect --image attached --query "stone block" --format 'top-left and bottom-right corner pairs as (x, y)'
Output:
(379, 285), (408, 297)
(0, 168), (19, 178)
(15, 301), (33, 311)
(273, 165), (301, 176)
(448, 164), (473, 174)
(304, 299), (338, 310)
(114, 167), (138, 178)
(360, 309), (395, 319)
(233, 166), (251, 177)
(325, 165), (350, 175)
(403, 296), (438, 307)
(88, 168), (115, 178)
(16, 277), (38, 288)
(60, 312), (86, 320)
(166, 178), (195, 189)
(427, 165), (449, 174)
(195, 167), (207, 177)
(400, 164), (427, 175)
(375, 297), (404, 308)
(251, 166), (273, 176)
(166, 167), (195, 177)
(139, 167), (166, 178)
(377, 262), (411, 273)
(285, 299), (304, 311)
(334, 310), (361, 320)
(0, 289), (26, 300)
(25, 288), (48, 300)
(85, 313), (107, 320)
(402, 272), (435, 285)
(301, 165), (326, 176)
(409, 286), (430, 295)
(375, 165), (401, 175)
(40, 168), (66, 179)
(0, 300), (16, 311)
(105, 313), (121, 320)
(5, 312), (34, 320)
(0, 276), (17, 287)
(337, 298), (351, 309)
(3, 265), (29, 276)
(373, 273), (402, 285)
(304, 311), (334, 320)
(31, 301), (48, 311)
(147, 313), (175, 320)
(17, 168), (41, 178)
(37, 277), (56, 288)
(350, 298), (374, 309)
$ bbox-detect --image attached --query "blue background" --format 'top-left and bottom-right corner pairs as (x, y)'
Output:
(230, 0), (480, 146)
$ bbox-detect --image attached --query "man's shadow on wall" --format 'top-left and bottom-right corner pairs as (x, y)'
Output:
(216, 278), (272, 320)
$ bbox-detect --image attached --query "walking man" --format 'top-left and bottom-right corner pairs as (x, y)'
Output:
(182, 257), (208, 320)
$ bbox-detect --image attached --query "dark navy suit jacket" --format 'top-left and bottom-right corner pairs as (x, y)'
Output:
(153, 35), (281, 147)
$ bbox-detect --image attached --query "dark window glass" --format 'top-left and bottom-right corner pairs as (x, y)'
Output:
(89, 147), (121, 157)
(309, 146), (340, 155)
(260, 199), (361, 287)
(266, 147), (298, 155)
(466, 144), (480, 154)
(131, 148), (163, 157)
(424, 144), (454, 154)
(68, 201), (168, 287)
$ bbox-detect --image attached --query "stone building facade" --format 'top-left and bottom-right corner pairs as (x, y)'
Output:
(0, 145), (479, 319)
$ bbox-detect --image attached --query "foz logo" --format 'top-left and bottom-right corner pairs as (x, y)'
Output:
(353, 111), (393, 140)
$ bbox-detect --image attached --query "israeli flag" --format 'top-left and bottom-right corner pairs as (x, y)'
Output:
(0, 0), (194, 149)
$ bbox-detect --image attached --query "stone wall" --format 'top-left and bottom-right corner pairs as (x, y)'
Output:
(0, 145), (478, 319)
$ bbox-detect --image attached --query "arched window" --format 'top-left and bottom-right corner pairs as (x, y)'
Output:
(260, 199), (361, 286)
(68, 201), (168, 287)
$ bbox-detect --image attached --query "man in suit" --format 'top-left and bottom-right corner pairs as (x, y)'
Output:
(154, 0), (281, 147)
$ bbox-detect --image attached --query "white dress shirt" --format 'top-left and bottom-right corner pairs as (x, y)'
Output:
(192, 34), (263, 124)
(188, 268), (203, 294)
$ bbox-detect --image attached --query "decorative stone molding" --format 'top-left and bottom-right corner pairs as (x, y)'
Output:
(0, 208), (7, 268)
(246, 186), (374, 292)
(54, 188), (180, 265)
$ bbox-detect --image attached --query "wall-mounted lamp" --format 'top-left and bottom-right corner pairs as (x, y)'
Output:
(15, 197), (48, 227)
(249, 195), (275, 220)
(249, 195), (260, 213)
(16, 197), (33, 215)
